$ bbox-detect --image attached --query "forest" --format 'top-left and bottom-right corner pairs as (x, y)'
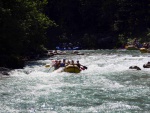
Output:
(0, 0), (150, 68)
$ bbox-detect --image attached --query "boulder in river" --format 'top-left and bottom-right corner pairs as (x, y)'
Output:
(129, 66), (141, 70)
(0, 67), (10, 77)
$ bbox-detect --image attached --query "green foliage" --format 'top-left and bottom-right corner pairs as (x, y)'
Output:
(47, 0), (150, 49)
(1, 0), (150, 68)
(0, 0), (55, 54)
(0, 0), (56, 68)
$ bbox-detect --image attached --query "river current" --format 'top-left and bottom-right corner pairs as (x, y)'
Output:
(0, 50), (150, 113)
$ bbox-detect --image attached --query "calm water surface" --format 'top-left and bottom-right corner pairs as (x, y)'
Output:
(0, 50), (150, 113)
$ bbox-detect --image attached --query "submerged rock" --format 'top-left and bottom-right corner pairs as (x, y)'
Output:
(143, 62), (150, 68)
(129, 66), (141, 70)
(0, 67), (10, 77)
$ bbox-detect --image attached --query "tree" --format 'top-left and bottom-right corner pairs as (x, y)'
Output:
(46, 0), (150, 49)
(0, 0), (55, 68)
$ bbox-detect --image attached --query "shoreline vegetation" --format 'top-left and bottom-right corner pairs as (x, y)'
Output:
(0, 0), (150, 70)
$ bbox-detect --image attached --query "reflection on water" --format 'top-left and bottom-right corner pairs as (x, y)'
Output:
(0, 50), (150, 112)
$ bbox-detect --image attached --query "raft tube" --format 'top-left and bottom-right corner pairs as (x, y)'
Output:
(125, 45), (139, 50)
(140, 48), (150, 53)
(64, 65), (81, 73)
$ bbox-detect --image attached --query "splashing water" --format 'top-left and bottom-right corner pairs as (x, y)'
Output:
(0, 50), (150, 112)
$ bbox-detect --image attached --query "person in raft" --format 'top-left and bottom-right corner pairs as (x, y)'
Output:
(53, 60), (60, 70)
(71, 60), (75, 65)
(76, 60), (87, 70)
(66, 60), (71, 66)
(60, 59), (66, 67)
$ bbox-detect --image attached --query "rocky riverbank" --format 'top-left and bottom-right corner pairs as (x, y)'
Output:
(0, 49), (49, 69)
(0, 67), (11, 78)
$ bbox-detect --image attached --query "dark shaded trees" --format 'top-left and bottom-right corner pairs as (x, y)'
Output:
(0, 0), (55, 68)
(1, 0), (150, 68)
(46, 0), (150, 49)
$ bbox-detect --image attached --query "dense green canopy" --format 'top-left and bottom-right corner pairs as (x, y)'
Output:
(46, 0), (150, 49)
(0, 0), (150, 68)
(0, 0), (55, 68)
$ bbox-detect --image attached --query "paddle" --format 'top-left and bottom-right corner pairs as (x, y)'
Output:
(45, 64), (50, 68)
(45, 64), (53, 72)
(47, 66), (53, 72)
(83, 66), (88, 69)
(80, 65), (87, 70)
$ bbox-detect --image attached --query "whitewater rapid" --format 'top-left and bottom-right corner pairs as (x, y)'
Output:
(1, 50), (150, 112)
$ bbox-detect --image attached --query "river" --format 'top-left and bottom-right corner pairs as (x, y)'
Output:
(0, 50), (150, 113)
